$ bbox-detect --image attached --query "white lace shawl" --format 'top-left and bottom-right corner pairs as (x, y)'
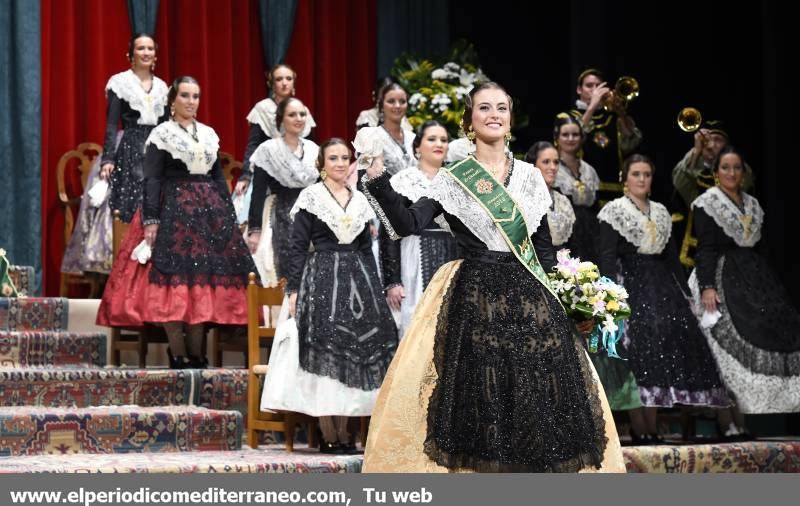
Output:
(290, 183), (377, 244)
(378, 126), (416, 175)
(429, 158), (552, 252)
(692, 186), (763, 247)
(390, 167), (451, 234)
(554, 160), (599, 207)
(250, 138), (319, 189)
(246, 98), (316, 139)
(445, 137), (475, 163)
(145, 121), (219, 175)
(105, 70), (168, 126)
(356, 108), (414, 131)
(597, 197), (673, 254)
(548, 190), (576, 247)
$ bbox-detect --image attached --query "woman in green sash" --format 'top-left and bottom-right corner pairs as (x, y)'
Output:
(361, 82), (624, 472)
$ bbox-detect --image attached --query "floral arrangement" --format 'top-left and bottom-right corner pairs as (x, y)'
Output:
(390, 41), (490, 138)
(547, 249), (631, 357)
(1, 248), (20, 298)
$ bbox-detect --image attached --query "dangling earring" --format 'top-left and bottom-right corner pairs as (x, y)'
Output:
(504, 132), (512, 142)
(170, 106), (175, 119)
(623, 182), (629, 195)
(714, 175), (720, 186)
(466, 126), (476, 142)
(151, 56), (157, 72)
(320, 169), (327, 181)
(378, 110), (385, 124)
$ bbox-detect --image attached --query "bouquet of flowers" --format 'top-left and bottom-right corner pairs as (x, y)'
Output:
(547, 249), (631, 357)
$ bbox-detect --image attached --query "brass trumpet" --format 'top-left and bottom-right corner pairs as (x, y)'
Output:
(677, 107), (702, 132)
(602, 76), (639, 111)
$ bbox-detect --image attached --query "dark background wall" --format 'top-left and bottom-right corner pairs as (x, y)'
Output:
(451, 0), (798, 307)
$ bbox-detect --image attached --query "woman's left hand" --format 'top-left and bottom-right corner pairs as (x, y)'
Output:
(288, 292), (298, 318)
(575, 319), (595, 335)
(386, 285), (405, 311)
(144, 223), (159, 246)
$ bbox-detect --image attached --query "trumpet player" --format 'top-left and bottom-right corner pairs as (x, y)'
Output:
(672, 119), (754, 207)
(560, 68), (642, 183)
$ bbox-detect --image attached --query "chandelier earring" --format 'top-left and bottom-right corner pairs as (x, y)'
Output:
(319, 169), (328, 181)
(466, 126), (476, 142)
(714, 175), (720, 187)
(504, 131), (512, 142)
(623, 182), (630, 195)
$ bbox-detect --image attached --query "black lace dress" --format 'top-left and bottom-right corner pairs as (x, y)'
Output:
(597, 198), (730, 407)
(363, 163), (612, 473)
(690, 193), (800, 413)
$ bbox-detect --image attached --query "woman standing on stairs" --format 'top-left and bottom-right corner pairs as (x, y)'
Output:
(97, 76), (257, 369)
(260, 138), (398, 454)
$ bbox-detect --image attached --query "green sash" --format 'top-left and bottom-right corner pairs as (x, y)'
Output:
(445, 156), (559, 301)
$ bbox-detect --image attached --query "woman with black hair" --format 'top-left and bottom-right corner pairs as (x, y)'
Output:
(97, 76), (256, 369)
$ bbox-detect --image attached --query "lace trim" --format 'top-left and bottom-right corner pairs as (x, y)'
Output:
(246, 98), (316, 139)
(445, 137), (475, 164)
(250, 138), (319, 188)
(145, 121), (219, 175)
(290, 182), (376, 244)
(692, 187), (763, 247)
(688, 258), (800, 377)
(555, 160), (599, 207)
(106, 70), (168, 126)
(360, 172), (401, 240)
(378, 126), (416, 175)
(431, 158), (551, 252)
(355, 108), (414, 131)
(390, 167), (437, 204)
(548, 191), (576, 247)
(597, 197), (672, 254)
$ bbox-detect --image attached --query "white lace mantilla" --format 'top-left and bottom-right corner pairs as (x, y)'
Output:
(430, 158), (551, 252)
(290, 183), (376, 244)
(145, 121), (219, 175)
(554, 160), (599, 207)
(692, 187), (763, 247)
(378, 126), (416, 175)
(246, 98), (316, 139)
(250, 138), (319, 189)
(391, 167), (451, 234)
(548, 191), (576, 247)
(105, 70), (168, 126)
(597, 197), (672, 254)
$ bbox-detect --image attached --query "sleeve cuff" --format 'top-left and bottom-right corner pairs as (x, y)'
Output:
(384, 282), (402, 292)
(142, 218), (160, 226)
(247, 227), (261, 235)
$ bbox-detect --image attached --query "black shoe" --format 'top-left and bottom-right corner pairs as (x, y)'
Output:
(628, 429), (648, 446)
(187, 355), (209, 369)
(167, 348), (191, 369)
(319, 440), (344, 454)
(648, 433), (664, 445)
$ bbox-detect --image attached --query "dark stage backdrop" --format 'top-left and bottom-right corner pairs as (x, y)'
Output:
(450, 0), (798, 306)
(40, 0), (376, 297)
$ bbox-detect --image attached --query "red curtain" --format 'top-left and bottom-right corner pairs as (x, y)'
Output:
(285, 0), (377, 144)
(41, 0), (131, 297)
(40, 0), (376, 296)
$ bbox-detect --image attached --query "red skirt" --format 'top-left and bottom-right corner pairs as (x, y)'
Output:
(96, 210), (249, 328)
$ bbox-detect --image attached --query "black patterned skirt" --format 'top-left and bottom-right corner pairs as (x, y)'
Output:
(296, 248), (399, 391)
(109, 125), (152, 223)
(271, 188), (302, 281)
(424, 251), (607, 472)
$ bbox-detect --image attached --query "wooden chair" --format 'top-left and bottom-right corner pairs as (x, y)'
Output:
(107, 210), (166, 367)
(218, 151), (243, 192)
(57, 142), (103, 297)
(246, 272), (317, 451)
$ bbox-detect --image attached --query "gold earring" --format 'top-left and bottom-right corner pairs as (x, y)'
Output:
(714, 175), (720, 186)
(320, 169), (327, 181)
(623, 182), (629, 195)
(466, 127), (476, 141)
(504, 132), (512, 142)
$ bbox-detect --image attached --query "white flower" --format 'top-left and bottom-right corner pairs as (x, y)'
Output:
(602, 314), (618, 333)
(455, 86), (470, 100)
(431, 93), (451, 112)
(443, 62), (461, 73)
(431, 69), (449, 80)
(409, 93), (428, 107)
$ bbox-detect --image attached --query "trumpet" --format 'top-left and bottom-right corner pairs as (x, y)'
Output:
(602, 76), (639, 111)
(677, 107), (702, 132)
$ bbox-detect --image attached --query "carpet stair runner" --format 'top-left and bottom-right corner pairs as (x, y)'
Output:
(7, 265), (35, 296)
(1, 330), (106, 367)
(0, 405), (242, 456)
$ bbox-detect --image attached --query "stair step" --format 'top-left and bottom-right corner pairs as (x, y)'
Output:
(0, 405), (242, 456)
(0, 367), (247, 414)
(0, 331), (106, 367)
(0, 297), (69, 332)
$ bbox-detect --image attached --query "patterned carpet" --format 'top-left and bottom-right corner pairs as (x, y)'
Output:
(624, 440), (800, 472)
(0, 298), (69, 331)
(0, 331), (106, 367)
(7, 266), (34, 296)
(0, 405), (242, 456)
(0, 445), (362, 473)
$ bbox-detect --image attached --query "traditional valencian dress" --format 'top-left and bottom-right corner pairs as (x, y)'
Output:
(366, 166), (459, 338)
(97, 120), (255, 328)
(246, 137), (319, 286)
(362, 156), (624, 473)
(62, 70), (169, 277)
(597, 196), (730, 407)
(554, 159), (601, 263)
(547, 189), (576, 249)
(260, 182), (398, 416)
(689, 186), (800, 413)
